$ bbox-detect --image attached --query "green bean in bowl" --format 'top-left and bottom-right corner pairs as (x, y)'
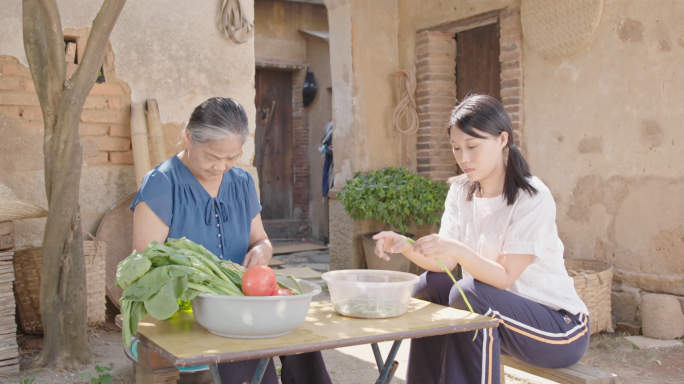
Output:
(322, 270), (420, 319)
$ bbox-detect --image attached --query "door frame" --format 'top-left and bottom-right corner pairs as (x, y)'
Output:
(254, 61), (311, 238)
(414, 7), (526, 182)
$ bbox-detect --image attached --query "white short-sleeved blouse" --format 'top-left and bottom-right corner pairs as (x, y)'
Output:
(439, 175), (588, 315)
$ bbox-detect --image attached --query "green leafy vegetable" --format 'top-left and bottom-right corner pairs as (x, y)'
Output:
(115, 238), (247, 346)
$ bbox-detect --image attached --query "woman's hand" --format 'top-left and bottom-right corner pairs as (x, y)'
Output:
(243, 239), (272, 269)
(411, 234), (463, 260)
(372, 231), (412, 261)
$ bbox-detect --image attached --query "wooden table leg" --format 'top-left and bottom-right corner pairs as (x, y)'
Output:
(136, 342), (180, 384)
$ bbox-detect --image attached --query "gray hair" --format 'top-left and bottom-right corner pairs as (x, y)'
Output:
(183, 97), (249, 146)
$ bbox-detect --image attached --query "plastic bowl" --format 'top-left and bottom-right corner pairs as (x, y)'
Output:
(322, 270), (420, 319)
(191, 277), (321, 338)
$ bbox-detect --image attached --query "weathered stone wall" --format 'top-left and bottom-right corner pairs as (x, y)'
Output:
(0, 0), (256, 249)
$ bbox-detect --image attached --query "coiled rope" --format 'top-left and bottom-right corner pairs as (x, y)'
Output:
(217, 0), (254, 44)
(392, 68), (419, 136)
(392, 68), (418, 164)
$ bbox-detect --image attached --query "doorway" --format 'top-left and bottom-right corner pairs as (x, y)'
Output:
(254, 70), (294, 220)
(456, 22), (501, 101)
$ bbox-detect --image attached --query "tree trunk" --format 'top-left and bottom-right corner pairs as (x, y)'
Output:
(21, 0), (126, 369)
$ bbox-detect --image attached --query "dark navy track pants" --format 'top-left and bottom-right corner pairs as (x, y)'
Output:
(407, 272), (590, 384)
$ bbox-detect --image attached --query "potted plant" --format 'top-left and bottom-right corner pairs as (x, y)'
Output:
(339, 167), (448, 272)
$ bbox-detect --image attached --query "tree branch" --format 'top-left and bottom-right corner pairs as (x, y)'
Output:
(22, 0), (49, 111)
(36, 0), (66, 86)
(70, 0), (127, 101)
(22, 0), (56, 203)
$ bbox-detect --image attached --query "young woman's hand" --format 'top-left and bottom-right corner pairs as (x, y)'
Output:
(411, 234), (463, 260)
(372, 231), (412, 261)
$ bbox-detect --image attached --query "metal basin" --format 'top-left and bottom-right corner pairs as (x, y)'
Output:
(192, 277), (322, 338)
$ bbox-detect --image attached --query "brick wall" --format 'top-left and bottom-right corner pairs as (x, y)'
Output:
(292, 69), (309, 220)
(415, 30), (458, 182)
(499, 7), (524, 147)
(0, 28), (132, 168)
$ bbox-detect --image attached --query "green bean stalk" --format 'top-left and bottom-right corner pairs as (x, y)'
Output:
(406, 237), (478, 341)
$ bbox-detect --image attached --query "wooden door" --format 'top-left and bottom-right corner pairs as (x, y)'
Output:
(254, 70), (293, 220)
(456, 23), (501, 101)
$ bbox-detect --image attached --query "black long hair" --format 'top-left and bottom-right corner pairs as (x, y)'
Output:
(447, 94), (536, 205)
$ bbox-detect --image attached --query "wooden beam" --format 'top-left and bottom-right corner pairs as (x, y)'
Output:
(421, 9), (503, 34)
(501, 355), (618, 384)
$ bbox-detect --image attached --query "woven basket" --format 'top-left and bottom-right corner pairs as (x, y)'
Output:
(566, 258), (613, 334)
(0, 182), (48, 222)
(13, 239), (107, 334)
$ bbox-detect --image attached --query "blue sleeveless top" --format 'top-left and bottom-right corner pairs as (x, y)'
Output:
(130, 156), (262, 264)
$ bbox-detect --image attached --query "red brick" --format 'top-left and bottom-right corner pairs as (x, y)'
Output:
(500, 43), (520, 52)
(79, 124), (109, 136)
(499, 17), (520, 31)
(416, 81), (457, 93)
(501, 61), (521, 71)
(107, 98), (121, 109)
(415, 57), (457, 69)
(80, 109), (127, 124)
(109, 151), (134, 164)
(0, 76), (22, 91)
(416, 73), (456, 83)
(501, 87), (521, 98)
(416, 96), (456, 107)
(416, 65), (456, 78)
(108, 125), (130, 137)
(501, 78), (520, 88)
(500, 25), (522, 37)
(83, 96), (108, 110)
(1, 64), (31, 77)
(417, 104), (454, 114)
(500, 51), (522, 62)
(504, 105), (520, 114)
(508, 113), (521, 122)
(90, 82), (125, 96)
(21, 108), (43, 122)
(416, 50), (456, 62)
(0, 106), (21, 118)
(500, 69), (522, 80)
(499, 34), (522, 45)
(0, 93), (39, 106)
(23, 79), (36, 93)
(98, 136), (130, 151)
(84, 151), (109, 165)
(502, 96), (521, 106)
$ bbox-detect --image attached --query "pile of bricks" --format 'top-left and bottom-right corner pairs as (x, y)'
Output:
(0, 221), (19, 374)
(0, 37), (132, 167)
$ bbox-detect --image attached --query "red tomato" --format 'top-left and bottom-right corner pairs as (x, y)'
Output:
(274, 288), (293, 296)
(241, 265), (277, 296)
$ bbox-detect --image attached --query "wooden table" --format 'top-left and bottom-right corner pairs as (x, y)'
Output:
(122, 299), (498, 384)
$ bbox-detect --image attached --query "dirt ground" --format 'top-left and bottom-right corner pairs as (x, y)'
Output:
(0, 329), (681, 384)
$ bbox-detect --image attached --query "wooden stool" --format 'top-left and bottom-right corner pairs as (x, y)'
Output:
(500, 355), (618, 384)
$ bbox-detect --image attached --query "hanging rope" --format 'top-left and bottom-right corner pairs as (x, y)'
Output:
(392, 68), (419, 136)
(217, 0), (254, 44)
(392, 68), (418, 164)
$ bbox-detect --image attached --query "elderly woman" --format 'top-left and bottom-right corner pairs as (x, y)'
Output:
(131, 97), (332, 384)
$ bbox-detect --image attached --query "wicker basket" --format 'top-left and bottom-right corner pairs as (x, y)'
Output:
(566, 258), (613, 334)
(13, 239), (107, 334)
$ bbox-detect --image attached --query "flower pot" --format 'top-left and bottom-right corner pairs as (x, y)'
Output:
(362, 232), (415, 273)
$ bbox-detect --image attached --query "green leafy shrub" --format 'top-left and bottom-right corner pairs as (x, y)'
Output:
(339, 167), (448, 234)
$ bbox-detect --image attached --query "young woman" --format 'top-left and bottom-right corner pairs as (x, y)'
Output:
(373, 94), (589, 384)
